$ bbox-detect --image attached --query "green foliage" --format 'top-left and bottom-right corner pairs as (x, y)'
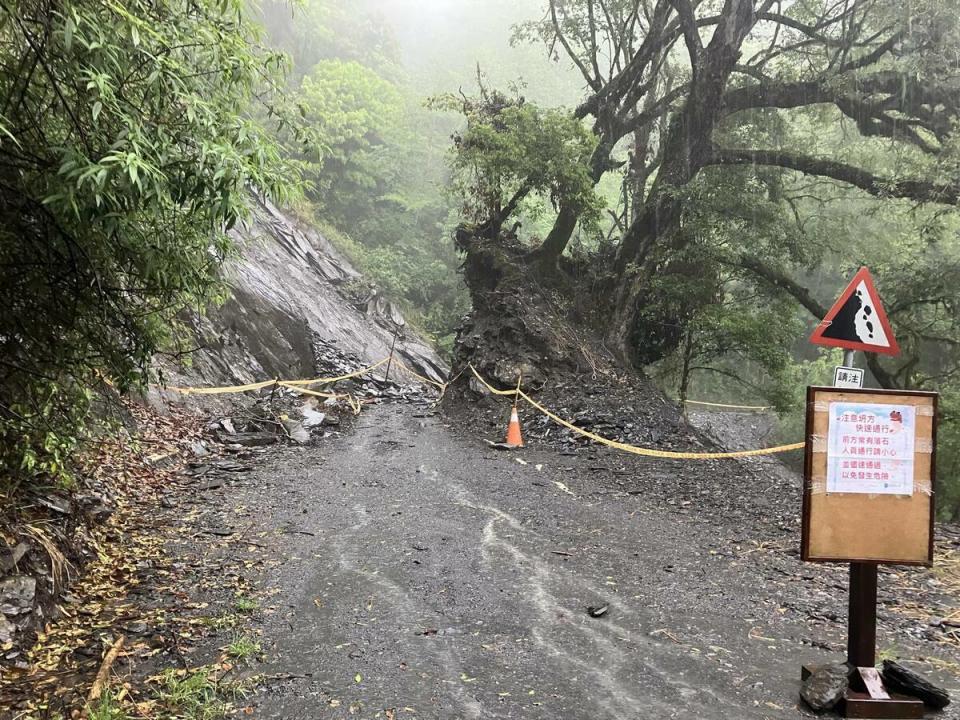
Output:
(258, 0), (471, 348)
(234, 595), (258, 614)
(159, 668), (232, 720)
(434, 86), (602, 231)
(226, 634), (262, 662)
(321, 220), (470, 350)
(257, 0), (402, 81)
(294, 58), (405, 213)
(0, 0), (299, 487)
(87, 692), (130, 720)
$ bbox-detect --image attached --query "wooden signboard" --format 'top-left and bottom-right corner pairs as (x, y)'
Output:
(802, 386), (937, 566)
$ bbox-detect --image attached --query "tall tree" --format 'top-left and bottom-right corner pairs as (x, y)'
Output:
(450, 0), (960, 369)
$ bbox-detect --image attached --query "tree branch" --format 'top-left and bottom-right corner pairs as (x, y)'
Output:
(550, 0), (603, 92)
(670, 0), (703, 70)
(707, 147), (960, 205)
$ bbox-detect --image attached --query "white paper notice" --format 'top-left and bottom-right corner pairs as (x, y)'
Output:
(826, 402), (915, 495)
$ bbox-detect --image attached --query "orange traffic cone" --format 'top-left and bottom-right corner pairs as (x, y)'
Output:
(505, 405), (524, 447)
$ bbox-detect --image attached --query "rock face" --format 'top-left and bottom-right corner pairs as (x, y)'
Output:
(882, 660), (951, 709)
(163, 195), (446, 391)
(800, 663), (851, 712)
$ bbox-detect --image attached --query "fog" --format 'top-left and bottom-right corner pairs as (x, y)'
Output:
(265, 0), (587, 105)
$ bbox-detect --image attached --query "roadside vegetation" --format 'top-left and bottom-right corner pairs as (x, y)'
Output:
(0, 0), (304, 493)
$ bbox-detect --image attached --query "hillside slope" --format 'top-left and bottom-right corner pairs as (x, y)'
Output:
(163, 195), (447, 390)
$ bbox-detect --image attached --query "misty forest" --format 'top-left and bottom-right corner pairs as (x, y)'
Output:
(2, 0), (960, 717)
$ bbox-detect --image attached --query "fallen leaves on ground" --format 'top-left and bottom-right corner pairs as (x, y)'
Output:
(0, 400), (250, 717)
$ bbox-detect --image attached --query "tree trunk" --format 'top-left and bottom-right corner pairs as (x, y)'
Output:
(530, 134), (617, 268)
(531, 204), (579, 270)
(606, 0), (757, 365)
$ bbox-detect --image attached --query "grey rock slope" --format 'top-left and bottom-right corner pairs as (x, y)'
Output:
(164, 195), (447, 388)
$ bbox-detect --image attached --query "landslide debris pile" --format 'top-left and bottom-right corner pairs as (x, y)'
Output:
(2, 197), (447, 683)
(193, 338), (441, 451)
(449, 363), (708, 457)
(447, 234), (714, 458)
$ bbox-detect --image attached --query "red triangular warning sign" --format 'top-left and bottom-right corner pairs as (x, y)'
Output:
(810, 267), (900, 356)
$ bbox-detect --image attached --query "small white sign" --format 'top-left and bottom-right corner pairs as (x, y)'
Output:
(833, 366), (864, 389)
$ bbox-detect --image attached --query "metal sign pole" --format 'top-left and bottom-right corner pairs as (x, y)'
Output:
(839, 350), (879, 669)
(384, 330), (398, 383)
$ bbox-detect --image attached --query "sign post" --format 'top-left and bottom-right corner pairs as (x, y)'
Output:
(804, 269), (936, 718)
(839, 351), (879, 675)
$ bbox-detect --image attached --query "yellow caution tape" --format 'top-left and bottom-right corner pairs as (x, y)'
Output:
(276, 383), (363, 414)
(467, 364), (804, 460)
(168, 358), (390, 396)
(282, 358), (390, 387)
(684, 399), (771, 411)
(168, 379), (278, 395)
(275, 382), (339, 399)
(390, 360), (447, 389)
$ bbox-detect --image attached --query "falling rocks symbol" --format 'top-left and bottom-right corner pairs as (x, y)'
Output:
(820, 286), (867, 342)
(819, 282), (886, 346)
(810, 267), (900, 355)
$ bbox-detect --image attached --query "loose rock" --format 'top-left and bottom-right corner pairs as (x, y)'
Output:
(800, 663), (850, 711)
(0, 576), (36, 617)
(881, 660), (950, 709)
(282, 419), (311, 444)
(0, 543), (30, 575)
(38, 494), (72, 515)
(0, 614), (15, 644)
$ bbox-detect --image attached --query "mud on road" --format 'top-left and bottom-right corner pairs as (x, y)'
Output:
(164, 402), (958, 720)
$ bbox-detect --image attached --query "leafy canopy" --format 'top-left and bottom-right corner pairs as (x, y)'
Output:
(0, 0), (299, 483)
(434, 86), (602, 232)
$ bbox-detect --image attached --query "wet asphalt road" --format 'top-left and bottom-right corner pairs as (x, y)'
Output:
(222, 403), (952, 719)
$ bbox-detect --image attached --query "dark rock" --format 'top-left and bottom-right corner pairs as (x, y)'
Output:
(38, 494), (72, 515)
(0, 543), (30, 575)
(587, 604), (609, 618)
(76, 494), (113, 523)
(232, 431), (279, 447)
(800, 663), (850, 711)
(322, 416), (341, 427)
(0, 576), (36, 616)
(882, 660), (950, 709)
(125, 621), (150, 636)
(84, 503), (113, 523)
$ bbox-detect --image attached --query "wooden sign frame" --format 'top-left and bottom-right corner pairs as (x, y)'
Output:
(802, 386), (937, 566)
